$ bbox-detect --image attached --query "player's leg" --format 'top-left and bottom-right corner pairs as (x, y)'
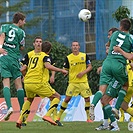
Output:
(90, 84), (107, 121)
(121, 87), (133, 117)
(81, 83), (92, 122)
(41, 83), (60, 125)
(14, 77), (25, 111)
(56, 83), (76, 121)
(101, 95), (120, 131)
(16, 83), (34, 129)
(112, 62), (128, 118)
(95, 107), (109, 130)
(2, 78), (13, 121)
(119, 108), (125, 122)
(56, 95), (71, 120)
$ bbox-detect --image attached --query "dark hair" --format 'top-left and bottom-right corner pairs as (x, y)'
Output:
(108, 27), (119, 33)
(42, 41), (52, 53)
(33, 36), (42, 43)
(13, 12), (26, 23)
(120, 18), (131, 31)
(72, 41), (80, 46)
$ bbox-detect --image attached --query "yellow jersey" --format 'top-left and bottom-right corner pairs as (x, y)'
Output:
(23, 50), (51, 83)
(63, 52), (91, 83)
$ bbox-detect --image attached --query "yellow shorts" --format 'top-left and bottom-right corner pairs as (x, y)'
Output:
(24, 82), (55, 98)
(66, 82), (92, 98)
(124, 86), (133, 103)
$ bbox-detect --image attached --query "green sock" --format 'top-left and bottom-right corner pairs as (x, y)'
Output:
(115, 89), (126, 110)
(91, 91), (103, 106)
(103, 104), (115, 123)
(17, 89), (25, 111)
(3, 87), (12, 109)
(103, 106), (108, 119)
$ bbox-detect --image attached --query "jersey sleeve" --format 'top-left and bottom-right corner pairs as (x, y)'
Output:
(63, 57), (69, 69)
(86, 54), (91, 65)
(43, 56), (52, 64)
(0, 24), (7, 34)
(19, 30), (26, 47)
(21, 54), (29, 66)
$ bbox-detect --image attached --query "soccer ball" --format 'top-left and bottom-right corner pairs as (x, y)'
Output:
(78, 9), (91, 22)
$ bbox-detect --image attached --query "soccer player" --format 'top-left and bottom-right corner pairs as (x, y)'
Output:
(0, 12), (26, 121)
(90, 18), (133, 131)
(16, 39), (68, 129)
(56, 41), (92, 123)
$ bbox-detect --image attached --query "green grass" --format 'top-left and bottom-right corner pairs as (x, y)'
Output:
(0, 121), (129, 133)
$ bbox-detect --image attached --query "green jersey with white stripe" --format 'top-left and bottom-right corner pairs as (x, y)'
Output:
(0, 24), (25, 59)
(107, 31), (133, 64)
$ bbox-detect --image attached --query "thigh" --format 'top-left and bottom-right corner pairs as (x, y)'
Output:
(37, 82), (56, 98)
(66, 83), (79, 97)
(80, 82), (92, 98)
(112, 61), (128, 85)
(105, 78), (121, 98)
(124, 86), (133, 103)
(100, 59), (112, 85)
(0, 57), (12, 78)
(24, 84), (36, 98)
(11, 59), (22, 80)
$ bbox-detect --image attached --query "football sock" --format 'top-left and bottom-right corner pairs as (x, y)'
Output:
(52, 108), (57, 121)
(91, 91), (103, 106)
(45, 98), (59, 117)
(17, 88), (25, 111)
(126, 107), (133, 116)
(115, 89), (127, 110)
(103, 104), (116, 123)
(85, 101), (90, 120)
(103, 106), (108, 119)
(120, 108), (125, 118)
(19, 100), (31, 122)
(3, 87), (12, 109)
(57, 101), (68, 120)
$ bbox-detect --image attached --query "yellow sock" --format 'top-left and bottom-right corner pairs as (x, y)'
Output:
(19, 100), (31, 122)
(57, 101), (68, 120)
(120, 108), (125, 117)
(119, 108), (125, 122)
(45, 98), (60, 117)
(126, 107), (133, 116)
(85, 102), (90, 120)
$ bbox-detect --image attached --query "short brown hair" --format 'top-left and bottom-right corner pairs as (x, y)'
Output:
(108, 27), (119, 33)
(13, 12), (26, 23)
(42, 41), (52, 53)
(120, 18), (131, 31)
(33, 36), (42, 43)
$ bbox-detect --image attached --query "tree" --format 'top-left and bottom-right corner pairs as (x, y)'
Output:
(112, 6), (133, 34)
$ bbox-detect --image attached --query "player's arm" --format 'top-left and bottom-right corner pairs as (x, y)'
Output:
(0, 28), (7, 55)
(44, 56), (68, 75)
(77, 54), (92, 78)
(19, 30), (25, 51)
(113, 46), (133, 60)
(49, 56), (55, 84)
(20, 54), (29, 76)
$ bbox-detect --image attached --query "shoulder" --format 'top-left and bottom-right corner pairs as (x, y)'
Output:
(79, 52), (86, 56)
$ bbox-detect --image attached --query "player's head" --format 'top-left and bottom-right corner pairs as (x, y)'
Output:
(120, 18), (131, 31)
(42, 41), (52, 54)
(13, 12), (26, 27)
(108, 27), (119, 39)
(71, 41), (80, 53)
(33, 36), (42, 52)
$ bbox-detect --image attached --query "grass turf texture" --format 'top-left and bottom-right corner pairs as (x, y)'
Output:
(0, 121), (129, 133)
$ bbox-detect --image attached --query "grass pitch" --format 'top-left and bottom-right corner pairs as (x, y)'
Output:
(0, 121), (129, 133)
